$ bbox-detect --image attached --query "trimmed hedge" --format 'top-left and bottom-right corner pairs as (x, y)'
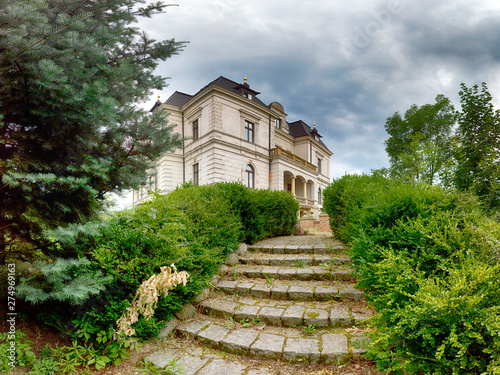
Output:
(209, 182), (299, 243)
(323, 174), (500, 374)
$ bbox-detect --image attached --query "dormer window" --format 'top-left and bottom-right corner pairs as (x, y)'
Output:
(311, 122), (322, 141)
(275, 119), (281, 129)
(234, 76), (260, 102)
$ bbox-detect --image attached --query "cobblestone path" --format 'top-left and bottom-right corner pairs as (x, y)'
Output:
(144, 235), (373, 375)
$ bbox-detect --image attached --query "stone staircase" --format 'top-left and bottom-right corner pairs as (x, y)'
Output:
(145, 235), (373, 374)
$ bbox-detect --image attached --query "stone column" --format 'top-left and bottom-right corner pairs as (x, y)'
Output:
(291, 177), (296, 195)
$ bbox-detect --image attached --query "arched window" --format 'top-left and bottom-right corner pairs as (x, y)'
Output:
(245, 164), (255, 188)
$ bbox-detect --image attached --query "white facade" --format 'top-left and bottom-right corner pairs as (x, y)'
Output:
(133, 76), (333, 218)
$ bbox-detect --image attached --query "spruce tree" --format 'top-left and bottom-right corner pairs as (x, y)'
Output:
(0, 0), (185, 260)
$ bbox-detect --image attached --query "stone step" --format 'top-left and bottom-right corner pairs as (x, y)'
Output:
(238, 253), (351, 267)
(145, 348), (274, 375)
(247, 241), (345, 255)
(215, 279), (365, 301)
(176, 320), (368, 364)
(199, 296), (371, 328)
(226, 264), (356, 282)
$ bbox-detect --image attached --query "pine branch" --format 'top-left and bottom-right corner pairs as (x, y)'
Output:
(17, 258), (113, 306)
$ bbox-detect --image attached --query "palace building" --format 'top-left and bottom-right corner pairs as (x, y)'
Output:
(133, 76), (333, 218)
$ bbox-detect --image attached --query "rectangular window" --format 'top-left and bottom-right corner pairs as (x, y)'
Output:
(274, 119), (281, 129)
(245, 164), (254, 189)
(193, 119), (199, 141)
(244, 120), (254, 143)
(193, 163), (199, 185)
(317, 158), (322, 174)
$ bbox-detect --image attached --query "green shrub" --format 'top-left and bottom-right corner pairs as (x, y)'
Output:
(17, 181), (299, 354)
(323, 173), (401, 242)
(369, 256), (500, 374)
(323, 173), (500, 373)
(209, 182), (299, 243)
(80, 187), (240, 340)
(167, 183), (242, 255)
(244, 188), (299, 243)
(0, 330), (36, 372)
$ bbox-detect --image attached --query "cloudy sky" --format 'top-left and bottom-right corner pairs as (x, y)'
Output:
(114, 0), (500, 208)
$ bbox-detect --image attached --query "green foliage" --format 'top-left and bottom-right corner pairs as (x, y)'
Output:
(0, 0), (185, 258)
(302, 324), (317, 334)
(12, 181), (298, 366)
(71, 316), (138, 367)
(384, 83), (500, 212)
(384, 94), (456, 184)
(82, 183), (297, 340)
(389, 259), (500, 374)
(323, 173), (400, 243)
(322, 173), (500, 373)
(16, 258), (112, 305)
(136, 358), (185, 374)
(167, 183), (243, 254)
(245, 188), (299, 242)
(0, 328), (138, 374)
(0, 330), (36, 372)
(455, 82), (500, 211)
(209, 182), (299, 243)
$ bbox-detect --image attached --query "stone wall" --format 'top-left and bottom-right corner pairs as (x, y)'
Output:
(298, 217), (316, 229)
(319, 213), (331, 232)
(298, 214), (331, 232)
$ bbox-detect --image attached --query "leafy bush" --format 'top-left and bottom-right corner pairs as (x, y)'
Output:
(323, 173), (397, 242)
(75, 187), (240, 340)
(17, 182), (299, 352)
(209, 182), (299, 243)
(323, 174), (500, 374)
(387, 258), (500, 374)
(0, 330), (36, 372)
(0, 328), (139, 374)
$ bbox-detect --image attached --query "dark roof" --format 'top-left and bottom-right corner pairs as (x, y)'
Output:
(288, 120), (312, 138)
(158, 76), (269, 110)
(164, 91), (193, 107)
(194, 76), (269, 109)
(155, 76), (331, 152)
(288, 120), (328, 149)
(149, 99), (162, 112)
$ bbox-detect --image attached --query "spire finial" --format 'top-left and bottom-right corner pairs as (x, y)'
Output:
(313, 121), (316, 128)
(244, 75), (247, 83)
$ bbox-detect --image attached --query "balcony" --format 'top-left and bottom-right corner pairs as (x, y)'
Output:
(271, 147), (317, 173)
(295, 195), (316, 207)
